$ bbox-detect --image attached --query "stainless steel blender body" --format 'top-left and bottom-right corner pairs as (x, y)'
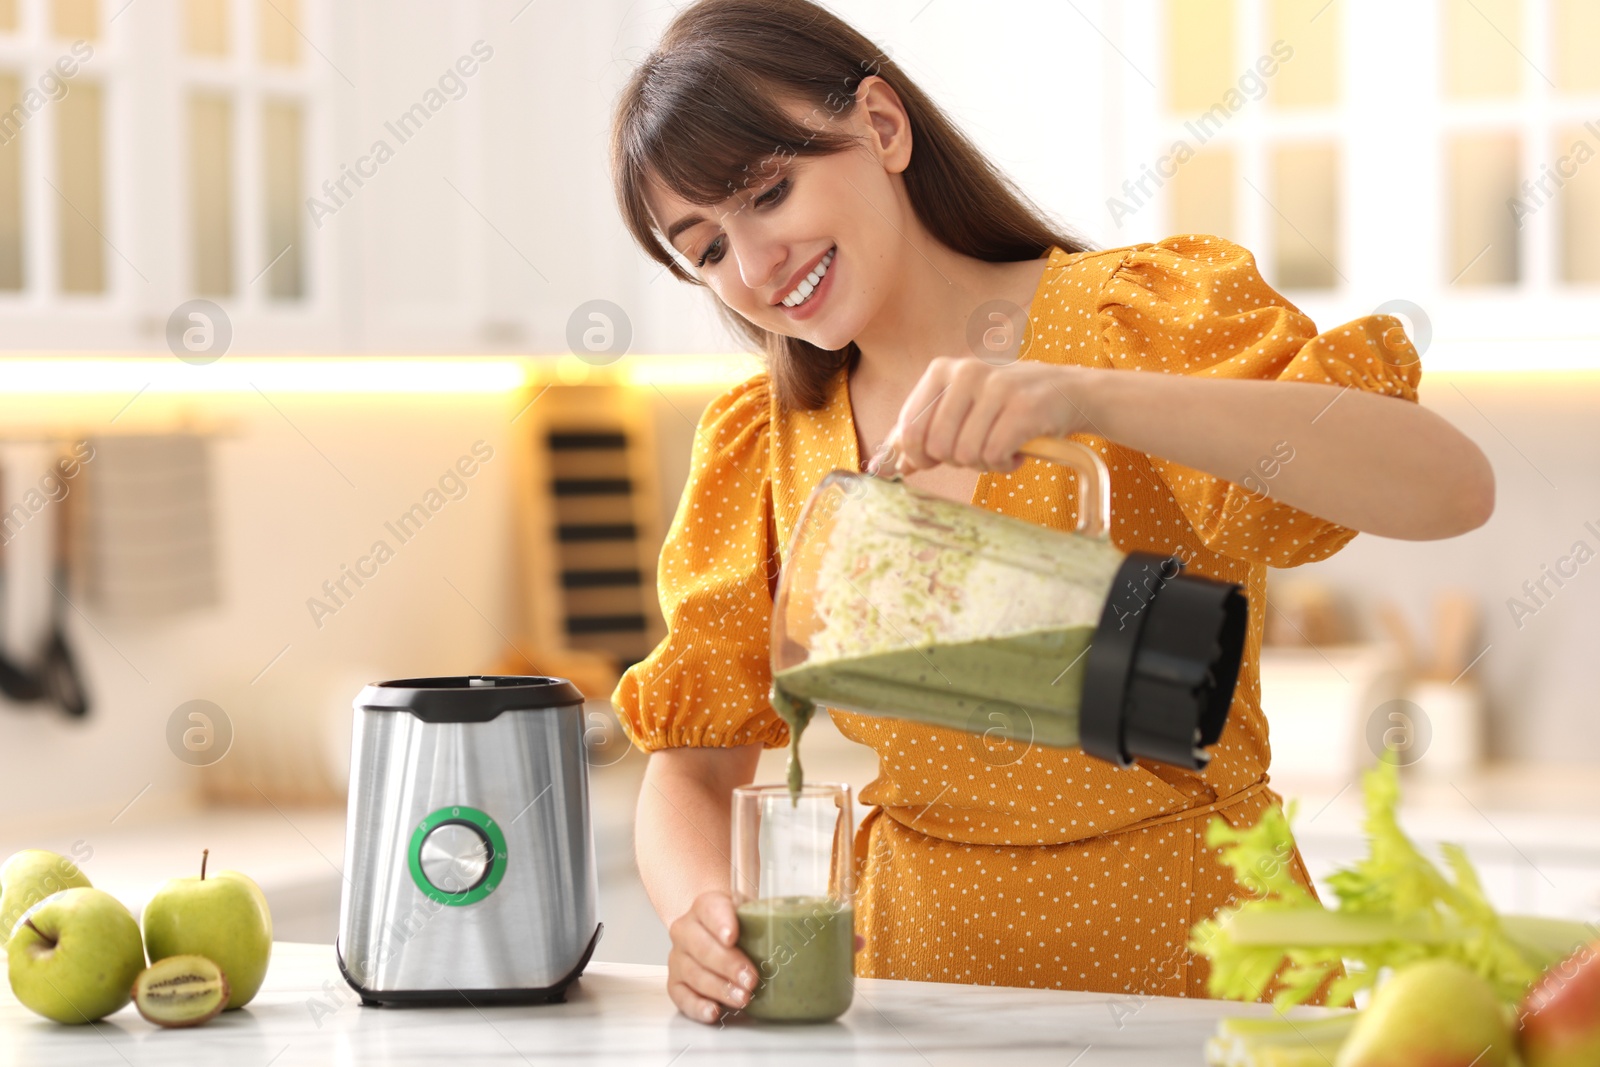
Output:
(336, 676), (602, 1005)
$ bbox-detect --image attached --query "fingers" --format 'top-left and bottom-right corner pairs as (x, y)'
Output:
(948, 372), (1008, 469)
(899, 357), (1010, 474)
(667, 970), (725, 1024)
(668, 948), (750, 1022)
(893, 360), (1070, 474)
(866, 431), (903, 477)
(679, 909), (758, 990)
(667, 892), (760, 1025)
(891, 357), (958, 474)
(694, 889), (741, 948)
(914, 370), (974, 473)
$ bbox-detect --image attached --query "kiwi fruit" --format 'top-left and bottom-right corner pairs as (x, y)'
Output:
(131, 954), (230, 1028)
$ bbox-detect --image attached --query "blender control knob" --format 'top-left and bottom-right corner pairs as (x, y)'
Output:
(418, 821), (492, 893)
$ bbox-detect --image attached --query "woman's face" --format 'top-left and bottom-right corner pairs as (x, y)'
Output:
(645, 79), (916, 353)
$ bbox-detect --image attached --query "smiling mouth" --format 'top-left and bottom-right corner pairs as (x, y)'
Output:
(780, 246), (836, 309)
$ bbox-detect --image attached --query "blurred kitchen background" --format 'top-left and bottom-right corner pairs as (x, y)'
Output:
(0, 0), (1597, 968)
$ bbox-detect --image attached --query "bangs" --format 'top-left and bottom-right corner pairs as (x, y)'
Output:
(610, 0), (1091, 411)
(614, 57), (860, 277)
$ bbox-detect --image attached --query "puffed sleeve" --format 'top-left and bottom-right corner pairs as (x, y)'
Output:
(609, 372), (788, 752)
(1095, 234), (1423, 568)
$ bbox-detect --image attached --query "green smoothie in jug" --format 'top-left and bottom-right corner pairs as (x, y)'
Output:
(770, 471), (1121, 802)
(772, 622), (1096, 799)
(735, 895), (855, 1022)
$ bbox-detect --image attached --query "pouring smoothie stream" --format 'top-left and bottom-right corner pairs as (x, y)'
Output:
(769, 438), (1250, 802)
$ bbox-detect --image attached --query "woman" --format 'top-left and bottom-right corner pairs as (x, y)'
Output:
(608, 0), (1494, 1025)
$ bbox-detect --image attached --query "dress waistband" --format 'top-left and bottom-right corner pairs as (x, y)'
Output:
(875, 776), (1277, 846)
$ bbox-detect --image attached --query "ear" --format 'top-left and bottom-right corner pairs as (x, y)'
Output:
(854, 75), (912, 175)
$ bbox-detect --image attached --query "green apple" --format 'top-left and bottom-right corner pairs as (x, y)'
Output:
(7, 887), (145, 1024)
(1337, 958), (1515, 1067)
(0, 850), (91, 948)
(142, 849), (272, 1009)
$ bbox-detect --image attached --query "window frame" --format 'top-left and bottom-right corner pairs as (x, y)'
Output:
(1114, 0), (1600, 373)
(0, 0), (334, 347)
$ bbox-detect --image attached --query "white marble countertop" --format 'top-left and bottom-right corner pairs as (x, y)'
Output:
(0, 941), (1333, 1066)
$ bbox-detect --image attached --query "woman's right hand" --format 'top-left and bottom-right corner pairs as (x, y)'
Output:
(667, 889), (759, 1024)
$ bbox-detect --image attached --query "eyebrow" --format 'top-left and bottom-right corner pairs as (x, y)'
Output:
(661, 162), (790, 248)
(665, 213), (706, 245)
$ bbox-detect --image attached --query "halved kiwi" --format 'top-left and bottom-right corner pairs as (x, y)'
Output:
(131, 954), (231, 1028)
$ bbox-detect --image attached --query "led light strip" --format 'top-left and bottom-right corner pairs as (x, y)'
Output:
(0, 357), (528, 394)
(0, 354), (774, 394)
(5, 352), (1586, 397)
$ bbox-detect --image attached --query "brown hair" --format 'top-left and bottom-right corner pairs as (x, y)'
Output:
(610, 0), (1095, 411)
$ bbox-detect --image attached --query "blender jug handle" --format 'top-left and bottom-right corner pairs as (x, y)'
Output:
(1014, 436), (1111, 539)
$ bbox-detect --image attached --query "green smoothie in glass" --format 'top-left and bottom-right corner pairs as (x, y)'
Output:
(735, 895), (855, 1023)
(731, 783), (856, 1023)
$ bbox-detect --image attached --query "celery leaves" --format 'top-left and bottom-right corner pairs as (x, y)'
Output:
(1188, 755), (1594, 1010)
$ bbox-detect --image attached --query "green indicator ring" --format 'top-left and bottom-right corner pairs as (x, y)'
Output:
(407, 804), (508, 906)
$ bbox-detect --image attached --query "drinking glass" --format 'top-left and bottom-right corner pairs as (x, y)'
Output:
(730, 782), (855, 1022)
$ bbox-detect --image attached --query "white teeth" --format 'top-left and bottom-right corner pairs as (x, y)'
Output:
(783, 248), (834, 308)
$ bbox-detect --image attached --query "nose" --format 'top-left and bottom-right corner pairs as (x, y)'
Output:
(734, 235), (785, 298)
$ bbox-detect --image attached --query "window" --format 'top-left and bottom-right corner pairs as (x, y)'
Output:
(182, 0), (309, 301)
(0, 1), (106, 296)
(185, 0), (228, 56)
(1447, 131), (1520, 286)
(0, 73), (22, 290)
(51, 0), (96, 42)
(1166, 0), (1236, 113)
(1443, 0), (1521, 100)
(1162, 0), (1344, 292)
(1169, 147), (1236, 245)
(1153, 0), (1597, 318)
(1270, 141), (1339, 290)
(1552, 0), (1600, 94)
(261, 97), (303, 298)
(1441, 0), (1600, 289)
(0, 0), (315, 310)
(190, 92), (234, 296)
(1266, 0), (1337, 109)
(1557, 122), (1600, 284)
(55, 78), (103, 292)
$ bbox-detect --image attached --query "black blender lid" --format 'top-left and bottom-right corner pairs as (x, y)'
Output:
(356, 675), (585, 723)
(1080, 552), (1248, 771)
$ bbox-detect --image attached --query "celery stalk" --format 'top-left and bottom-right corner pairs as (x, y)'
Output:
(1204, 1011), (1360, 1067)
(1188, 755), (1598, 1011)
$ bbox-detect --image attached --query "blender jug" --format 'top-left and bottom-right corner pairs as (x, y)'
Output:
(770, 436), (1249, 771)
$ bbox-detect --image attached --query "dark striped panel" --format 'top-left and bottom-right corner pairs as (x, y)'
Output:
(557, 523), (638, 543)
(553, 477), (633, 496)
(562, 569), (644, 588)
(549, 431), (627, 451)
(565, 614), (648, 635)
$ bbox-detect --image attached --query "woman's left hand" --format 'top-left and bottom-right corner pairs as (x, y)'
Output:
(873, 358), (1094, 476)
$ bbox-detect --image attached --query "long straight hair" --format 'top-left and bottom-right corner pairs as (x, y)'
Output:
(611, 0), (1095, 411)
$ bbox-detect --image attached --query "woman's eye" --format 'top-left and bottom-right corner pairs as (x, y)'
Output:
(694, 179), (789, 269)
(696, 235), (726, 269)
(756, 177), (790, 207)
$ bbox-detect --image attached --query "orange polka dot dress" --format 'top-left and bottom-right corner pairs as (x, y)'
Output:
(612, 234), (1423, 999)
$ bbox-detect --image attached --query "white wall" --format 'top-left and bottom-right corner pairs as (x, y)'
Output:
(0, 388), (521, 823)
(1289, 374), (1600, 764)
